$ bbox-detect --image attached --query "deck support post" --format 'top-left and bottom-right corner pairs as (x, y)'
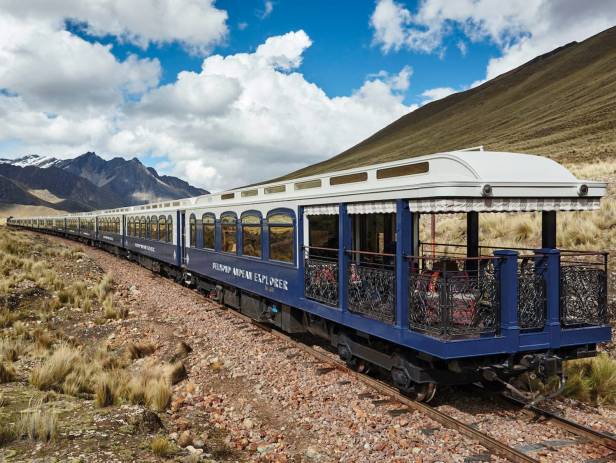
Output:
(339, 204), (351, 312)
(542, 211), (557, 249)
(395, 199), (412, 329)
(537, 248), (561, 348)
(495, 250), (519, 351)
(466, 211), (479, 272)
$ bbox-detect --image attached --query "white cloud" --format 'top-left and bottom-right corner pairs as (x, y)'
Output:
(0, 0), (228, 55)
(259, 1), (274, 19)
(457, 40), (467, 56)
(370, 0), (616, 79)
(0, 24), (415, 190)
(421, 86), (456, 104)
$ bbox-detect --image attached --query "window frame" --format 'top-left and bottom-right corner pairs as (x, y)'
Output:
(220, 212), (238, 254)
(158, 215), (167, 242)
(266, 208), (296, 265)
(202, 213), (216, 250)
(240, 211), (262, 258)
(150, 215), (158, 241)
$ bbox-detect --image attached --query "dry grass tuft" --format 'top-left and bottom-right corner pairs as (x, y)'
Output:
(30, 343), (81, 391)
(151, 435), (174, 457)
(166, 362), (187, 385)
(0, 361), (16, 383)
(564, 354), (616, 405)
(128, 341), (156, 359)
(0, 426), (16, 447)
(145, 378), (172, 412)
(102, 296), (128, 320)
(175, 341), (192, 359)
(0, 310), (18, 329)
(94, 375), (116, 407)
(18, 407), (58, 442)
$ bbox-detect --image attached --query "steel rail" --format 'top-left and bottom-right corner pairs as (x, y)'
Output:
(225, 308), (538, 463)
(502, 394), (616, 452)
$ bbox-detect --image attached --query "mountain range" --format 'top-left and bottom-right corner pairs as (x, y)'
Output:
(278, 26), (616, 180)
(0, 152), (208, 215)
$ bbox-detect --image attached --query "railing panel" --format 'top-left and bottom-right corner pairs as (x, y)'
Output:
(408, 256), (500, 338)
(347, 260), (396, 324)
(560, 252), (608, 327)
(517, 256), (547, 330)
(304, 247), (339, 307)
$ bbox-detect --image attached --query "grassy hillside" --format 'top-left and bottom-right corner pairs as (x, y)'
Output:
(279, 26), (616, 180)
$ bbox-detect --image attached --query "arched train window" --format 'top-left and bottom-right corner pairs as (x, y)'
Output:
(158, 215), (166, 242)
(267, 212), (294, 263)
(202, 213), (215, 249)
(241, 213), (261, 258)
(189, 214), (196, 247)
(221, 213), (237, 253)
(167, 215), (173, 243)
(150, 215), (158, 241)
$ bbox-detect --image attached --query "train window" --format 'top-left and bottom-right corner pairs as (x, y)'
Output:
(158, 216), (166, 242)
(267, 213), (294, 263)
(202, 214), (215, 249)
(115, 218), (120, 234)
(167, 215), (173, 243)
(189, 214), (196, 247)
(241, 189), (258, 197)
(140, 216), (146, 238)
(265, 184), (286, 194)
(150, 215), (158, 240)
(221, 214), (237, 253)
(294, 179), (321, 190)
(329, 172), (367, 186)
(241, 213), (261, 258)
(376, 162), (429, 179)
(221, 193), (235, 200)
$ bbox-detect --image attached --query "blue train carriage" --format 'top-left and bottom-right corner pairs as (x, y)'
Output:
(95, 210), (124, 252)
(122, 200), (181, 274)
(180, 150), (610, 401)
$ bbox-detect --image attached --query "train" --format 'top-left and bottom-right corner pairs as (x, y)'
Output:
(8, 149), (611, 402)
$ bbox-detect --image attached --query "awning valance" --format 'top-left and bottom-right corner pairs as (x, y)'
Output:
(304, 204), (339, 216)
(408, 197), (600, 213)
(347, 201), (396, 214)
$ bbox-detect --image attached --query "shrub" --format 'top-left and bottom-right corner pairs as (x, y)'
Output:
(18, 408), (57, 442)
(128, 341), (156, 359)
(12, 321), (26, 337)
(0, 362), (16, 383)
(151, 435), (174, 457)
(96, 274), (114, 302)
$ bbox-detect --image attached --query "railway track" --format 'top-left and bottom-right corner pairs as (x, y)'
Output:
(218, 306), (537, 462)
(211, 305), (616, 462)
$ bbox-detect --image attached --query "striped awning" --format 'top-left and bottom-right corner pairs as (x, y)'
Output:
(408, 197), (601, 213)
(304, 204), (339, 215)
(347, 201), (396, 214)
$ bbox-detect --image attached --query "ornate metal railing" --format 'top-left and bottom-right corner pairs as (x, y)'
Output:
(408, 256), (500, 338)
(517, 255), (547, 330)
(304, 247), (339, 307)
(347, 250), (396, 324)
(560, 252), (608, 327)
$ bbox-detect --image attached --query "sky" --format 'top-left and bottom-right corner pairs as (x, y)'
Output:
(0, 1), (615, 191)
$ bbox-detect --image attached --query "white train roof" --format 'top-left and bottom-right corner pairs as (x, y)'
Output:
(17, 149), (606, 221)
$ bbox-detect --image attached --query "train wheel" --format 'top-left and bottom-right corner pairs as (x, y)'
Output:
(346, 357), (372, 375)
(413, 383), (437, 403)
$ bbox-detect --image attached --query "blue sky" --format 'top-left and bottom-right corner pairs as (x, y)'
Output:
(1, 0), (615, 189)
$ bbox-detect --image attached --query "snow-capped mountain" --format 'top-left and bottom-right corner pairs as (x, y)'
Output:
(0, 152), (208, 213)
(0, 154), (61, 169)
